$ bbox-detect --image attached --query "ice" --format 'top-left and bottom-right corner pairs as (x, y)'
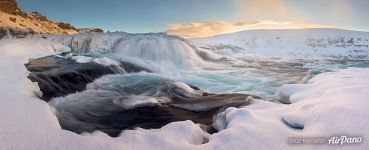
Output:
(113, 96), (159, 109)
(65, 54), (121, 67)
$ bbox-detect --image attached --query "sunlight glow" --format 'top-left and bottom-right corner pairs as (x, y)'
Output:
(167, 20), (336, 38)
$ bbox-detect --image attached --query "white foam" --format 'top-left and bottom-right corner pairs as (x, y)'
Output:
(113, 96), (159, 109)
(114, 35), (208, 73)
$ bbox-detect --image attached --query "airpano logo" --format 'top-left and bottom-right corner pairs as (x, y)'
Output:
(328, 136), (362, 145)
(288, 135), (363, 145)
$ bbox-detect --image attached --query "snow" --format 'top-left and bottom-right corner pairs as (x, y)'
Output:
(64, 54), (121, 66)
(210, 67), (369, 149)
(191, 28), (369, 60)
(0, 39), (70, 57)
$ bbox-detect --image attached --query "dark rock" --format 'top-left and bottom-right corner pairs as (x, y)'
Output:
(78, 28), (104, 33)
(0, 0), (19, 15)
(48, 73), (258, 137)
(25, 55), (149, 101)
(57, 22), (77, 31)
(9, 17), (16, 22)
(30, 11), (48, 21)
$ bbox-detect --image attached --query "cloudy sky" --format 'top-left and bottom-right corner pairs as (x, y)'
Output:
(18, 0), (369, 38)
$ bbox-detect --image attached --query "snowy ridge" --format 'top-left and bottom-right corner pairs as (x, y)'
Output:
(191, 28), (369, 60)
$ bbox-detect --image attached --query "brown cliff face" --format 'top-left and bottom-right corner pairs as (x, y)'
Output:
(0, 0), (20, 15)
(0, 0), (102, 38)
(0, 0), (80, 37)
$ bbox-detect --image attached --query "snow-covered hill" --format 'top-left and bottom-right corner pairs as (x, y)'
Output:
(190, 28), (369, 60)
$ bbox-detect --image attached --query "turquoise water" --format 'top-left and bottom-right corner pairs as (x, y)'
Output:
(167, 60), (369, 100)
(66, 53), (369, 100)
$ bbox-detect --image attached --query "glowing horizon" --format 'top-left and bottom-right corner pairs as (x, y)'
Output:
(166, 20), (343, 38)
(18, 0), (369, 38)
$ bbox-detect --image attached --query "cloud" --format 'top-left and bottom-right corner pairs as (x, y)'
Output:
(232, 0), (299, 21)
(167, 20), (334, 38)
(329, 0), (351, 19)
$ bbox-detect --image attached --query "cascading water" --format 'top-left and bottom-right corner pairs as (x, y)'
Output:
(113, 35), (210, 73)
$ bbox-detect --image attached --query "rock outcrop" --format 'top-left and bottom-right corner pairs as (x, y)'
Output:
(0, 0), (98, 39)
(78, 28), (104, 33)
(26, 55), (149, 101)
(0, 0), (19, 15)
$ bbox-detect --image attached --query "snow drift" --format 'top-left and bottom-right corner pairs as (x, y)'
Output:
(211, 67), (369, 150)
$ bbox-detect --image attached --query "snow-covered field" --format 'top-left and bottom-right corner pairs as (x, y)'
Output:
(1, 29), (369, 149)
(191, 28), (369, 60)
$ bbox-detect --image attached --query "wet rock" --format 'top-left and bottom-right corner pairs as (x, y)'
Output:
(49, 73), (259, 137)
(25, 55), (149, 101)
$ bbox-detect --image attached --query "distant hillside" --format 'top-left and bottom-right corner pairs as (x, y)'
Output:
(190, 28), (369, 60)
(0, 0), (102, 39)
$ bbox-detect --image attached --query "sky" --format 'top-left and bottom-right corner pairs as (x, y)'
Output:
(18, 0), (369, 38)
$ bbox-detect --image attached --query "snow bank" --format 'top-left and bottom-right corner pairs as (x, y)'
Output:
(191, 28), (369, 60)
(0, 39), (70, 57)
(210, 67), (369, 149)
